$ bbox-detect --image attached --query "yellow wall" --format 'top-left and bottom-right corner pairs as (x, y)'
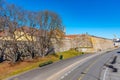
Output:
(0, 31), (36, 41)
(91, 36), (114, 52)
(14, 31), (36, 41)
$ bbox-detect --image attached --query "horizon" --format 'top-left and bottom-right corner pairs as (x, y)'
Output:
(7, 0), (120, 39)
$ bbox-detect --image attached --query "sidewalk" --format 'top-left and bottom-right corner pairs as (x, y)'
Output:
(109, 52), (120, 80)
(101, 50), (120, 80)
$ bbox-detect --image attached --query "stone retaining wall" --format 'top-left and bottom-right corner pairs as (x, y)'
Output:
(53, 35), (114, 53)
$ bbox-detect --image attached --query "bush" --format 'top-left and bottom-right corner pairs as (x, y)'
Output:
(59, 55), (63, 60)
(81, 52), (84, 54)
(39, 60), (53, 67)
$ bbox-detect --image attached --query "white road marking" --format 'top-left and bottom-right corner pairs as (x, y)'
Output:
(103, 67), (108, 80)
(60, 76), (65, 79)
(60, 53), (105, 80)
(47, 51), (110, 80)
(68, 71), (71, 73)
(65, 73), (68, 76)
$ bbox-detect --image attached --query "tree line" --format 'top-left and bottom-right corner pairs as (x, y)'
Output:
(0, 0), (65, 63)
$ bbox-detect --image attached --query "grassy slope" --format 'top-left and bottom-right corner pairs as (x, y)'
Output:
(0, 50), (83, 80)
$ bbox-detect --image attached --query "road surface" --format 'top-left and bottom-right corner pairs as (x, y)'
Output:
(6, 48), (119, 80)
(61, 50), (117, 80)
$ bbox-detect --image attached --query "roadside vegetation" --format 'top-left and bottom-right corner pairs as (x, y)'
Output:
(0, 49), (84, 79)
(0, 0), (86, 79)
(0, 0), (66, 79)
(0, 0), (65, 64)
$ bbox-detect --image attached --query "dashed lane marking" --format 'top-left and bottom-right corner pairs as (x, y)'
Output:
(78, 54), (102, 80)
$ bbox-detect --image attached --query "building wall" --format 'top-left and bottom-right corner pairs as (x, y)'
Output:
(0, 31), (36, 41)
(53, 35), (114, 53)
(53, 38), (72, 52)
(91, 36), (114, 52)
(0, 31), (114, 53)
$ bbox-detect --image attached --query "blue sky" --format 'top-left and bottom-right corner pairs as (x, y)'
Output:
(7, 0), (120, 39)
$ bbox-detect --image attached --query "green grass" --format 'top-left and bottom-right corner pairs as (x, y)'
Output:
(57, 50), (84, 59)
(0, 50), (84, 80)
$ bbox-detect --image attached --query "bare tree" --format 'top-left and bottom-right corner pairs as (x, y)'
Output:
(0, 2), (27, 62)
(0, 0), (65, 63)
(36, 10), (64, 57)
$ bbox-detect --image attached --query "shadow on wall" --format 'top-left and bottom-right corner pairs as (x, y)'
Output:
(45, 47), (55, 55)
(0, 40), (56, 63)
(0, 56), (4, 63)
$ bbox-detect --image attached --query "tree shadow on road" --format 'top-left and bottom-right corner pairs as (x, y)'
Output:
(117, 51), (120, 54)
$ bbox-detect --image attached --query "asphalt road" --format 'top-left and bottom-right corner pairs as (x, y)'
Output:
(6, 48), (119, 80)
(61, 49), (120, 80)
(7, 53), (92, 80)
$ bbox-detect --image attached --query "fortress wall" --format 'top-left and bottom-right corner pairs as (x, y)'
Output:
(91, 36), (114, 52)
(53, 35), (114, 53)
